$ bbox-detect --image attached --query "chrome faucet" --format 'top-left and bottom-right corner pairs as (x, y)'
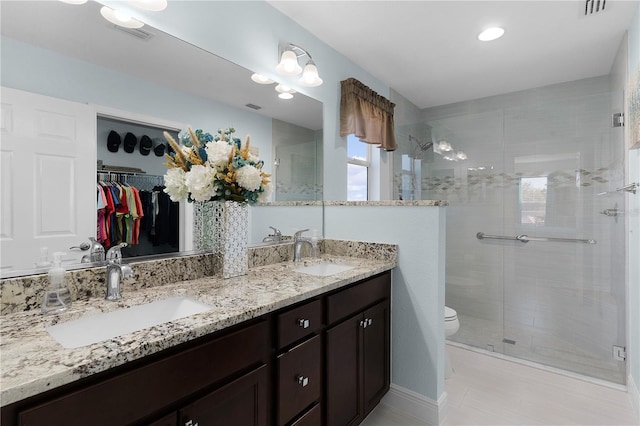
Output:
(71, 237), (105, 263)
(293, 229), (312, 262)
(262, 226), (282, 243)
(105, 243), (132, 301)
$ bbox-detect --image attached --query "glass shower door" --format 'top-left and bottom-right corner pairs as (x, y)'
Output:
(417, 79), (626, 384)
(500, 93), (626, 384)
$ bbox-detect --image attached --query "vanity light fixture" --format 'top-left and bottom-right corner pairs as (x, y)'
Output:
(129, 0), (168, 12)
(276, 43), (323, 87)
(250, 73), (275, 84)
(478, 27), (505, 41)
(100, 6), (144, 28)
(456, 151), (468, 160)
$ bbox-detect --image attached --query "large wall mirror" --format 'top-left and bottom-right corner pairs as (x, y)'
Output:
(0, 0), (323, 277)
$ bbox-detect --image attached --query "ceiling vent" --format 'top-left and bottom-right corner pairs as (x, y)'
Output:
(584, 0), (606, 15)
(245, 103), (262, 110)
(112, 25), (153, 41)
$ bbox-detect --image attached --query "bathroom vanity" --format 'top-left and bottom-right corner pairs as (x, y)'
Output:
(0, 246), (395, 426)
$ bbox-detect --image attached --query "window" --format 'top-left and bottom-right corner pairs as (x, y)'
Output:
(519, 177), (547, 224)
(347, 134), (370, 201)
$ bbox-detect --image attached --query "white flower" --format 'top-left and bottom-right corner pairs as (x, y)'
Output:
(185, 164), (217, 201)
(163, 168), (188, 202)
(258, 181), (273, 203)
(235, 165), (262, 192)
(205, 140), (232, 171)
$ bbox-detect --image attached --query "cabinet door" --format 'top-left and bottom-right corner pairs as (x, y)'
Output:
(362, 300), (390, 416)
(179, 364), (269, 426)
(325, 313), (362, 426)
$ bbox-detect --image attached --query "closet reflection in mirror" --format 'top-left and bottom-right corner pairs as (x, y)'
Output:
(0, 0), (323, 277)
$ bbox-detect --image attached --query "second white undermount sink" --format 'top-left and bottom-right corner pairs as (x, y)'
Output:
(46, 296), (213, 349)
(293, 262), (355, 277)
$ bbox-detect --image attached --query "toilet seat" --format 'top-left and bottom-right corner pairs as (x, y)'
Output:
(445, 306), (457, 321)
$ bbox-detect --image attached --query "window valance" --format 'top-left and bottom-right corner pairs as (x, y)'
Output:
(340, 78), (397, 151)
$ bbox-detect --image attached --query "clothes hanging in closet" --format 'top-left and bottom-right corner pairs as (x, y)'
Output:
(97, 182), (179, 249)
(97, 182), (144, 248)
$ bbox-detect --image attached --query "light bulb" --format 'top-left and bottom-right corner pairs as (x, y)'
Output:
(299, 62), (323, 87)
(276, 50), (302, 75)
(275, 84), (296, 94)
(251, 73), (275, 84)
(438, 141), (452, 152)
(478, 27), (504, 41)
(100, 6), (144, 28)
(130, 0), (168, 11)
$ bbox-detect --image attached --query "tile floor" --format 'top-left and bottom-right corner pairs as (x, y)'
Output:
(362, 344), (638, 426)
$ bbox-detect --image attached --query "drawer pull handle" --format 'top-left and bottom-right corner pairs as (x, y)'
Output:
(297, 375), (309, 387)
(298, 318), (310, 329)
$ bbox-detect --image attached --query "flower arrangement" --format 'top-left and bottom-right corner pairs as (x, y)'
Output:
(162, 127), (271, 204)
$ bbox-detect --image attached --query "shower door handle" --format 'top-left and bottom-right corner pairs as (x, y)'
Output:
(477, 232), (596, 244)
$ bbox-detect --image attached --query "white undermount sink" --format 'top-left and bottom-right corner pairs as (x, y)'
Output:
(293, 262), (355, 277)
(46, 296), (213, 349)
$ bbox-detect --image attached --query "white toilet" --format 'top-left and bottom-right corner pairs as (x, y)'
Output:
(444, 306), (460, 378)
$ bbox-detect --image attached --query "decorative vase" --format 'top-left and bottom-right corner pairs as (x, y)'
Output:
(193, 200), (248, 278)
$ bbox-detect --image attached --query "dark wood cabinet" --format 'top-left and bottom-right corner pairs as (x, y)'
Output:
(179, 364), (269, 426)
(2, 271), (391, 426)
(326, 274), (391, 426)
(277, 335), (322, 425)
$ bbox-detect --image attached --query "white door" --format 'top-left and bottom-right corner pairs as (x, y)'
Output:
(1, 87), (96, 273)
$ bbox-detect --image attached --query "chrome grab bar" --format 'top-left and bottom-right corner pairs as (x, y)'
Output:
(476, 232), (596, 245)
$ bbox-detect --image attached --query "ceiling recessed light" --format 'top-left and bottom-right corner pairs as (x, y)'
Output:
(478, 27), (504, 42)
(59, 0), (88, 4)
(278, 93), (294, 100)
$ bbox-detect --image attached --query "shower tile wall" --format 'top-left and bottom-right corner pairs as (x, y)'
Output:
(272, 119), (323, 201)
(414, 76), (626, 384)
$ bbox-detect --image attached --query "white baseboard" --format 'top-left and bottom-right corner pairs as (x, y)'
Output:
(629, 374), (640, 423)
(380, 384), (448, 425)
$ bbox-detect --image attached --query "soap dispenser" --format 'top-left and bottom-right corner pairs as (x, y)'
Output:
(41, 252), (72, 314)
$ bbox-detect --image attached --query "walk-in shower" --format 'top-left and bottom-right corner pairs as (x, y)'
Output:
(396, 75), (627, 384)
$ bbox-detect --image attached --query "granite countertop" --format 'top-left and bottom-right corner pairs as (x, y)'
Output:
(0, 255), (395, 407)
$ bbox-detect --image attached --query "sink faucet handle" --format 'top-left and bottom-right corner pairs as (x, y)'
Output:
(268, 226), (282, 236)
(106, 243), (128, 263)
(294, 229), (310, 240)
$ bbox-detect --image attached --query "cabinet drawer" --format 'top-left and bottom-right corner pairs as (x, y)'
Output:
(278, 299), (322, 349)
(277, 335), (322, 425)
(291, 403), (321, 426)
(18, 320), (270, 426)
(326, 272), (390, 325)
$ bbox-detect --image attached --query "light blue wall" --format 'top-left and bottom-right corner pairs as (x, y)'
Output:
(627, 1), (640, 399)
(325, 205), (447, 402)
(100, 0), (388, 201)
(0, 37), (273, 169)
